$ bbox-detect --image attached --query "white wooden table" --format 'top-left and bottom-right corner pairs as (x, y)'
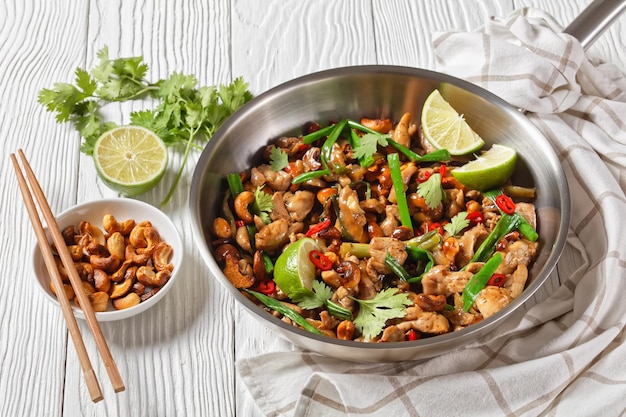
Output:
(1, 1), (624, 415)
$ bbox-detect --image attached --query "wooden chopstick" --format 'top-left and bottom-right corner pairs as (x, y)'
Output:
(11, 149), (125, 399)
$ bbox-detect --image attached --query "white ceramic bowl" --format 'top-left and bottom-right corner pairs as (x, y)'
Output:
(32, 198), (183, 321)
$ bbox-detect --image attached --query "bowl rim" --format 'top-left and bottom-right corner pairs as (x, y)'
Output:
(190, 64), (571, 359)
(31, 197), (184, 321)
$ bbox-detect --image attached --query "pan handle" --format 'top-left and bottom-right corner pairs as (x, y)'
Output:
(563, 0), (626, 50)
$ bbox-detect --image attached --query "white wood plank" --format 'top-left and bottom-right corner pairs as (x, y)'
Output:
(0, 0), (89, 416)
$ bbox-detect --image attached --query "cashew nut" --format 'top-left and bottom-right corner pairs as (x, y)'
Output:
(152, 241), (174, 272)
(212, 217), (233, 239)
(233, 190), (255, 224)
(93, 269), (111, 293)
(112, 292), (140, 310)
(136, 266), (170, 287)
(78, 221), (105, 246)
(106, 232), (125, 260)
(102, 214), (136, 235)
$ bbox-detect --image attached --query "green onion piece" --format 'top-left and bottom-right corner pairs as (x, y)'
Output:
(406, 246), (434, 283)
(349, 128), (375, 168)
(261, 251), (274, 275)
(227, 172), (244, 197)
(470, 213), (520, 263)
(483, 189), (539, 242)
(321, 120), (348, 172)
(387, 153), (413, 233)
(346, 119), (380, 135)
(339, 242), (370, 258)
(325, 299), (353, 321)
(462, 253), (503, 311)
(385, 253), (410, 281)
(292, 169), (330, 184)
(387, 139), (451, 163)
(405, 230), (441, 252)
(302, 123), (336, 144)
(244, 289), (323, 335)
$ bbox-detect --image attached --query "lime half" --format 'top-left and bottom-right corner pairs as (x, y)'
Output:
(274, 238), (320, 300)
(421, 89), (485, 155)
(93, 126), (168, 196)
(451, 144), (517, 191)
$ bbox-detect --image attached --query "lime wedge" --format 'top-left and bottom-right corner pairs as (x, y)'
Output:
(451, 144), (517, 191)
(274, 238), (319, 300)
(93, 126), (168, 196)
(421, 89), (485, 155)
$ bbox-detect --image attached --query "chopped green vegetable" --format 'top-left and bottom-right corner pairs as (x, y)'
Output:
(351, 288), (412, 340)
(444, 212), (470, 236)
(38, 45), (253, 206)
(302, 123), (336, 144)
(227, 172), (244, 197)
(253, 186), (273, 224)
(417, 173), (445, 210)
(349, 129), (375, 168)
(470, 213), (520, 263)
(269, 147), (289, 171)
(243, 289), (323, 335)
(387, 139), (451, 163)
(321, 120), (348, 173)
(384, 253), (410, 281)
(387, 153), (413, 232)
(324, 300), (353, 321)
(462, 253), (503, 311)
(405, 246), (434, 283)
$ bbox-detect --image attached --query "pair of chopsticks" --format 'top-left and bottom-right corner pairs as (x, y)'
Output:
(11, 149), (125, 402)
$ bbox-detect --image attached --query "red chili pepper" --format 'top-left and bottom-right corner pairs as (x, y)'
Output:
(487, 273), (507, 287)
(309, 250), (333, 271)
(407, 329), (418, 341)
(467, 211), (484, 225)
(305, 219), (331, 237)
(254, 280), (276, 295)
(418, 170), (432, 183)
(495, 194), (516, 214)
(428, 222), (444, 235)
(235, 220), (246, 228)
(438, 164), (447, 177)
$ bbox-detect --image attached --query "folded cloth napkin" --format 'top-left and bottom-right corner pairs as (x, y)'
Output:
(237, 8), (626, 416)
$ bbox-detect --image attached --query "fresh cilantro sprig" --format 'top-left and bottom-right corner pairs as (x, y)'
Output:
(269, 147), (289, 172)
(351, 288), (412, 340)
(295, 280), (332, 309)
(351, 132), (389, 161)
(417, 173), (445, 210)
(38, 46), (253, 206)
(253, 186), (273, 224)
(444, 212), (470, 236)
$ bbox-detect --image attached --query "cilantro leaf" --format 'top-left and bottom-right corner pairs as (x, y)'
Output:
(351, 289), (412, 340)
(444, 211), (470, 236)
(38, 45), (253, 206)
(417, 173), (445, 210)
(269, 147), (289, 172)
(352, 132), (388, 160)
(253, 186), (273, 224)
(295, 280), (332, 309)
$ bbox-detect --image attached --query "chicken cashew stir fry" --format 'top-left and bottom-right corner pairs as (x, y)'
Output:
(211, 113), (539, 342)
(50, 214), (174, 312)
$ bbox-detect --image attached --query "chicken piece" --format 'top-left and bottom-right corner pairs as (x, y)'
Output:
(455, 224), (489, 266)
(421, 264), (477, 297)
(396, 311), (450, 334)
(515, 202), (537, 229)
(250, 164), (292, 191)
(337, 186), (368, 243)
(506, 263), (528, 299)
(474, 286), (513, 318)
(495, 240), (538, 275)
(270, 192), (290, 221)
(380, 325), (406, 342)
(283, 190), (315, 222)
(379, 205), (400, 237)
(366, 237), (407, 275)
(255, 219), (290, 253)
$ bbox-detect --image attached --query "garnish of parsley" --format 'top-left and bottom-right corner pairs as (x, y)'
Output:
(417, 173), (445, 210)
(351, 288), (412, 340)
(38, 46), (253, 206)
(444, 212), (470, 236)
(253, 186), (273, 224)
